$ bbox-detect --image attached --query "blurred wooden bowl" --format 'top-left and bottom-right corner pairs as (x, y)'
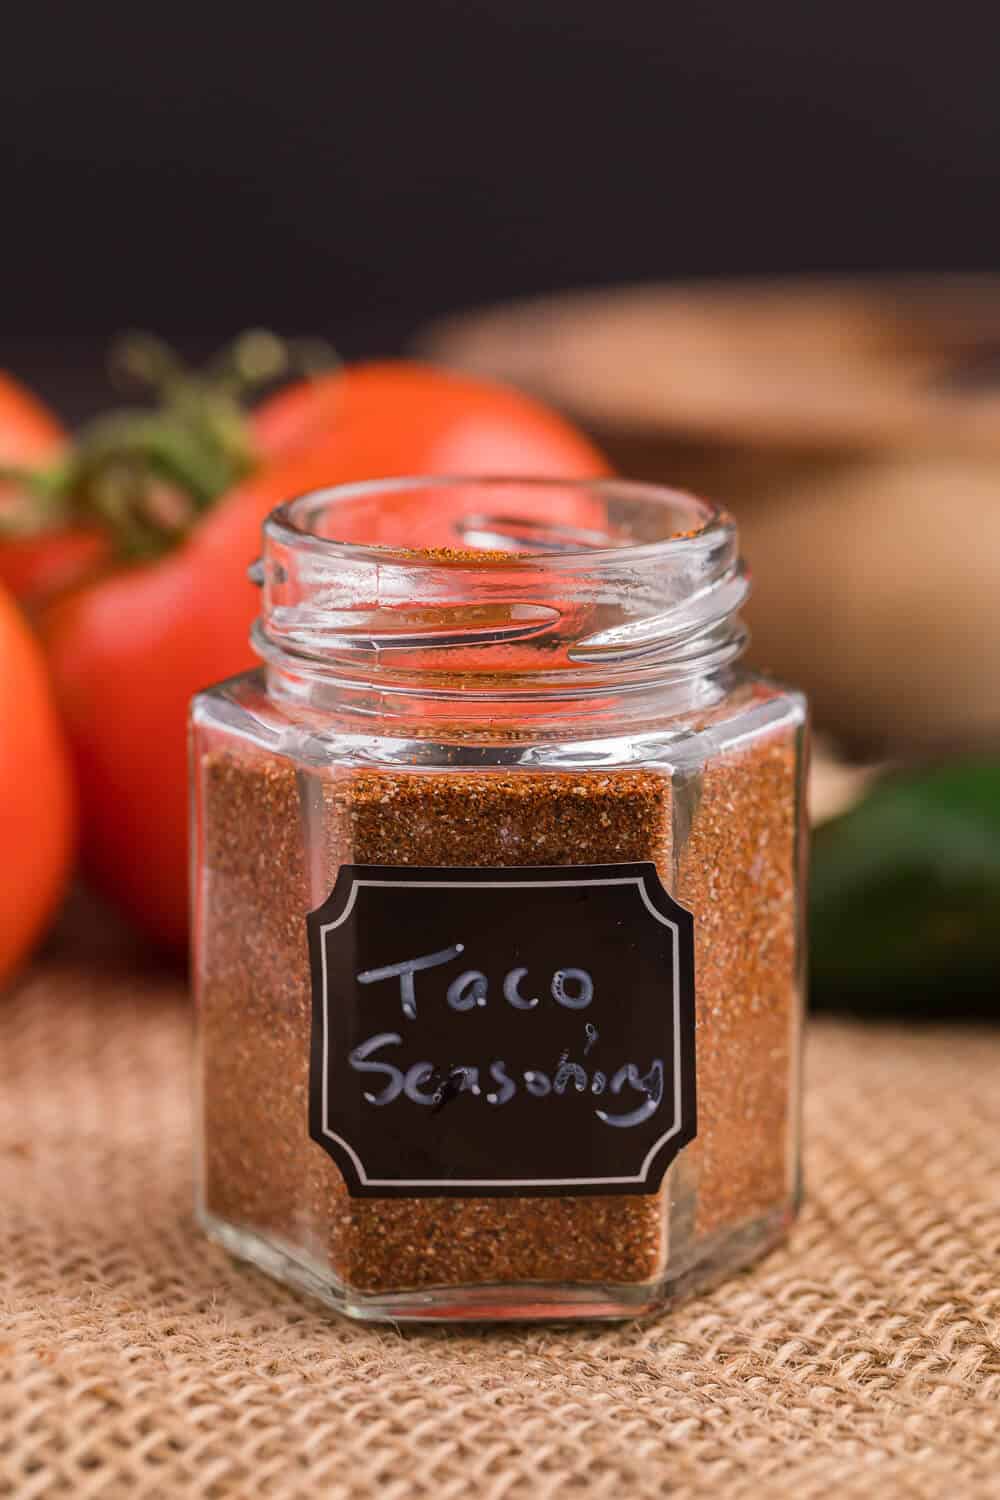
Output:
(418, 276), (1000, 506)
(420, 279), (1000, 751)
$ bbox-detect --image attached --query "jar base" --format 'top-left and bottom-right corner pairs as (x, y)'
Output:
(198, 1199), (798, 1324)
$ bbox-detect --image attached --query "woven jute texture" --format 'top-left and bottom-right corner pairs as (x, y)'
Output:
(2, 951), (998, 1500)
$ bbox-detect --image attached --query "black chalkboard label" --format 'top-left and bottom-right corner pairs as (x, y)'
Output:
(307, 863), (696, 1197)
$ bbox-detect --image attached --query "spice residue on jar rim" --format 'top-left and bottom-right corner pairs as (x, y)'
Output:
(276, 474), (726, 565)
(346, 515), (713, 566)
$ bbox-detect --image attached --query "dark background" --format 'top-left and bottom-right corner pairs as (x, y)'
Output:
(5, 1), (1000, 412)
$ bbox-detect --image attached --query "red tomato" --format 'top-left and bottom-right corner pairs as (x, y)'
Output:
(0, 584), (75, 984)
(256, 361), (611, 548)
(255, 360), (609, 477)
(0, 372), (106, 604)
(0, 371), (64, 467)
(44, 362), (609, 950)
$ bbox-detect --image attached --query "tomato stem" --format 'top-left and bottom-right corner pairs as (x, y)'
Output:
(0, 332), (339, 561)
(0, 463), (74, 533)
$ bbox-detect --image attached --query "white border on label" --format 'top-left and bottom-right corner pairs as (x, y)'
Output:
(318, 875), (686, 1189)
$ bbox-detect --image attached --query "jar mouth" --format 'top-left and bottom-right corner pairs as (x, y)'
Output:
(266, 476), (731, 570)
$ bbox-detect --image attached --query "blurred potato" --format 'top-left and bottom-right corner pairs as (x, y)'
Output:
(742, 455), (1000, 752)
(808, 737), (881, 824)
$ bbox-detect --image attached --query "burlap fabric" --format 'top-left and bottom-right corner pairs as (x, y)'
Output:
(2, 950), (998, 1499)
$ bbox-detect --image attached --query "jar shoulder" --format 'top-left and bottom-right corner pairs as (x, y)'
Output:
(191, 667), (807, 773)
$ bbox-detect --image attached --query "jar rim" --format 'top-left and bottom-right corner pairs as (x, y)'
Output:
(265, 475), (732, 571)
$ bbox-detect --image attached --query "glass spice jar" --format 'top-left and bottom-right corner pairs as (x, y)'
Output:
(191, 476), (808, 1323)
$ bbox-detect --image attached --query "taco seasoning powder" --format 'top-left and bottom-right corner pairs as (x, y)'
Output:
(191, 477), (807, 1322)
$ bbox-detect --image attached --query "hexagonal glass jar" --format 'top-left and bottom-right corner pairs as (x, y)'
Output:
(191, 477), (807, 1322)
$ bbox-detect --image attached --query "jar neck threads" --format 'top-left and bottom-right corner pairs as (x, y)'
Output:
(251, 477), (749, 722)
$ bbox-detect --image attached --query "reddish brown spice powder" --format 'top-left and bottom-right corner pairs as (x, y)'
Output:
(197, 720), (800, 1296)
